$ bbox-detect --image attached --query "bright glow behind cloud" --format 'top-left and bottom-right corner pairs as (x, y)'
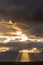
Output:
(0, 21), (29, 43)
(0, 21), (43, 44)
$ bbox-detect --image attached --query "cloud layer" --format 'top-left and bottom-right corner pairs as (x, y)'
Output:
(0, 0), (43, 24)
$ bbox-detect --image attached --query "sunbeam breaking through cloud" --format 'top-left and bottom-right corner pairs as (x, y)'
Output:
(0, 21), (43, 44)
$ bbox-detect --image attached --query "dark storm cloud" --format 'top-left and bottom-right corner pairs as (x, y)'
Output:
(0, 0), (27, 21)
(0, 0), (43, 37)
(0, 0), (43, 23)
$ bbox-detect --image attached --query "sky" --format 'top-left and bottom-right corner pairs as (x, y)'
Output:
(0, 0), (43, 24)
(0, 0), (43, 38)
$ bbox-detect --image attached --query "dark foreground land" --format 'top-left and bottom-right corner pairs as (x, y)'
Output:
(0, 50), (43, 62)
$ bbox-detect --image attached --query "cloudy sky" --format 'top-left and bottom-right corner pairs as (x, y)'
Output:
(0, 0), (43, 24)
(0, 0), (43, 38)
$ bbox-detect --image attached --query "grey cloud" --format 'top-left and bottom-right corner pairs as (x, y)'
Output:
(0, 0), (43, 23)
(26, 25), (43, 37)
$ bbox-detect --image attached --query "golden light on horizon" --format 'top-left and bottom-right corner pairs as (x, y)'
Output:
(0, 47), (12, 52)
(19, 48), (41, 53)
(19, 50), (29, 53)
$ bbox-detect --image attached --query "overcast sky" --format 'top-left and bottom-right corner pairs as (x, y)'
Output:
(0, 0), (43, 37)
(0, 0), (43, 24)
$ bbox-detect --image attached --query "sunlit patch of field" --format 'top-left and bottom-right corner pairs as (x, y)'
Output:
(19, 47), (41, 53)
(0, 46), (13, 52)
